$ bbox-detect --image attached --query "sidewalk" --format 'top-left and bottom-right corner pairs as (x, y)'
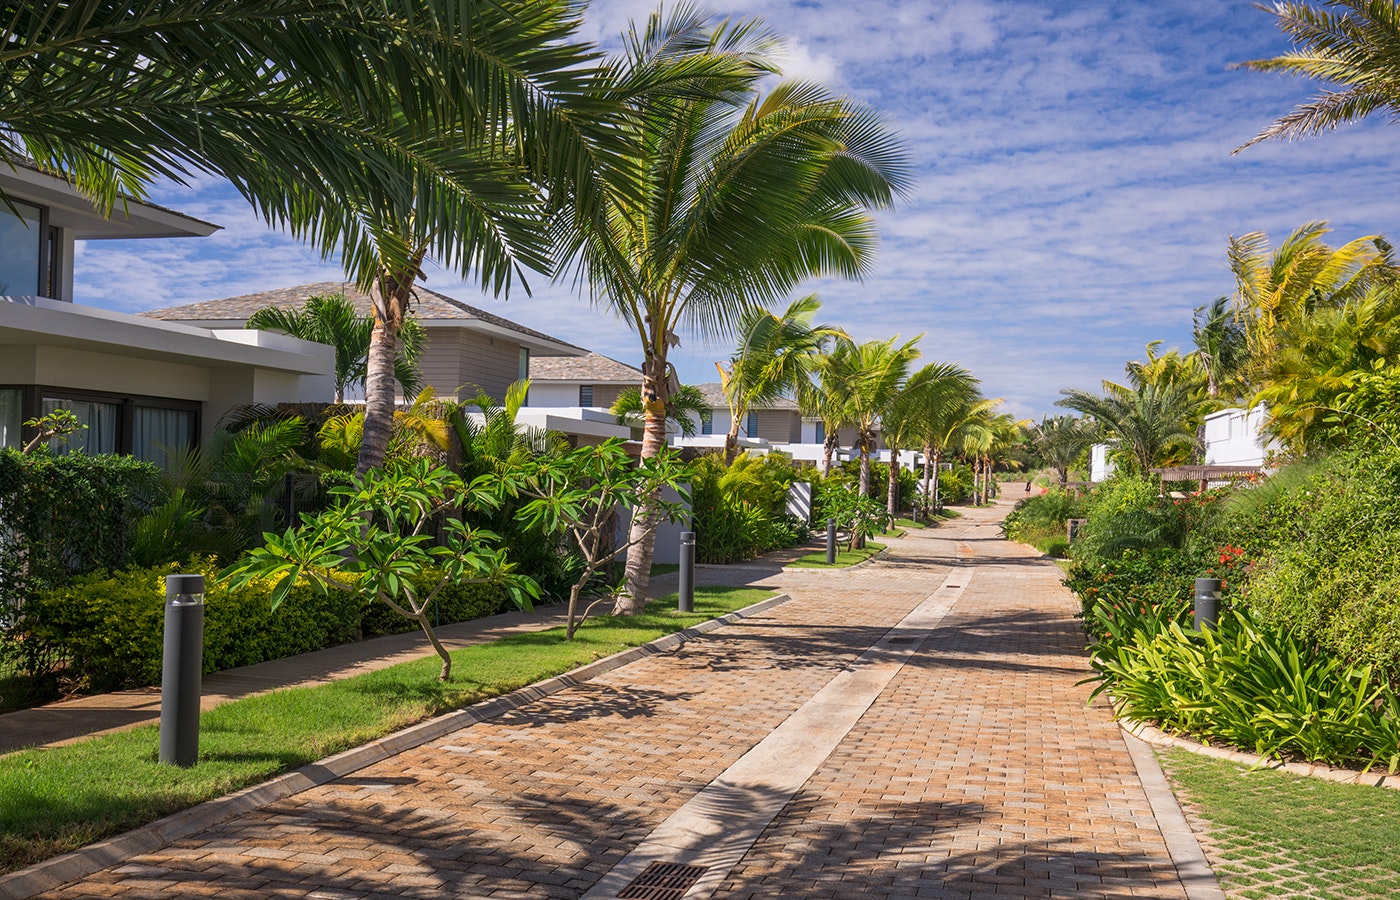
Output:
(5, 503), (1222, 899)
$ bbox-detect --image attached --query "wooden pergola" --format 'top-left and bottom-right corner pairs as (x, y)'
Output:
(1149, 465), (1266, 492)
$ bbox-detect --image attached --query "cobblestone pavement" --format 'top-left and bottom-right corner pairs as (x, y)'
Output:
(26, 504), (1208, 899)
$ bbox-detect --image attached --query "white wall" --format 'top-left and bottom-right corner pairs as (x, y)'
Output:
(1204, 405), (1276, 466)
(1091, 443), (1116, 482)
(527, 382), (583, 407)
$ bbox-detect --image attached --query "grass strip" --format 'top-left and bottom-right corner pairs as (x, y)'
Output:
(0, 586), (774, 875)
(787, 541), (886, 568)
(1160, 747), (1400, 898)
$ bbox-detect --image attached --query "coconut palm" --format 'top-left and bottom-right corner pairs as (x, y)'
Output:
(562, 6), (911, 611)
(715, 295), (846, 463)
(804, 357), (859, 478)
(1192, 297), (1248, 402)
(1056, 382), (1200, 475)
(2, 1), (616, 481)
(611, 384), (709, 438)
(1032, 414), (1093, 488)
(821, 336), (922, 499)
(885, 361), (979, 517)
(246, 293), (425, 402)
(1234, 1), (1400, 152)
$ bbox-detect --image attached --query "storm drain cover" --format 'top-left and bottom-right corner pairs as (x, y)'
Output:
(617, 862), (708, 899)
(886, 637), (920, 645)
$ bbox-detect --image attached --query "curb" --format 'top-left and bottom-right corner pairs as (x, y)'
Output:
(1119, 717), (1400, 791)
(0, 593), (794, 900)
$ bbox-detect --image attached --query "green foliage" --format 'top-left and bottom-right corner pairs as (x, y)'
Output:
(1002, 489), (1085, 553)
(937, 464), (972, 504)
(1090, 610), (1399, 773)
(690, 454), (807, 564)
(1229, 446), (1400, 686)
(0, 449), (164, 618)
(819, 482), (892, 551)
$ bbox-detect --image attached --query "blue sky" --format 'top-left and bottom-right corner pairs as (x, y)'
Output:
(73, 0), (1398, 419)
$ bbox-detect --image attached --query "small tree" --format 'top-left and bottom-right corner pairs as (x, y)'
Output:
(222, 461), (538, 681)
(512, 442), (691, 639)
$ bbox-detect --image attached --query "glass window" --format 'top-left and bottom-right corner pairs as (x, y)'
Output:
(746, 411), (758, 437)
(0, 201), (42, 297)
(578, 385), (593, 406)
(518, 346), (529, 382)
(701, 411), (713, 436)
(0, 389), (21, 449)
(815, 421), (825, 444)
(134, 407), (195, 468)
(42, 397), (120, 455)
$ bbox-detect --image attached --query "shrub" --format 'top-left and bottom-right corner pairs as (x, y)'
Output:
(6, 560), (506, 692)
(690, 454), (807, 564)
(1003, 489), (1084, 552)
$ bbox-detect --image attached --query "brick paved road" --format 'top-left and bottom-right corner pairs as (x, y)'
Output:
(25, 504), (1203, 899)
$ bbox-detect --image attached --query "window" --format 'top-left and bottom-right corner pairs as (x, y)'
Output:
(134, 407), (196, 467)
(42, 397), (120, 455)
(578, 384), (594, 406)
(746, 411), (758, 437)
(0, 389), (20, 449)
(0, 201), (42, 297)
(701, 411), (713, 435)
(815, 421), (825, 444)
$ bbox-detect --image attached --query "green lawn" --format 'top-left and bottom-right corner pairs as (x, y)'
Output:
(892, 517), (925, 530)
(788, 541), (886, 568)
(0, 586), (774, 876)
(1160, 748), (1400, 898)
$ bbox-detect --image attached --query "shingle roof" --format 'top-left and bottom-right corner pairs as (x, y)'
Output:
(693, 382), (800, 411)
(141, 282), (580, 351)
(528, 352), (642, 383)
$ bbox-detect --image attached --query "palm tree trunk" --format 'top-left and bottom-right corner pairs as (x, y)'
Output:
(932, 450), (943, 513)
(356, 262), (421, 477)
(820, 427), (838, 478)
(858, 432), (872, 497)
(886, 448), (899, 518)
(724, 419), (742, 465)
(617, 371), (669, 615)
(920, 444), (933, 520)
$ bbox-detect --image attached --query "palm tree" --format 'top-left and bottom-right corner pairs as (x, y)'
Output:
(1228, 222), (1393, 381)
(562, 7), (911, 612)
(1032, 414), (1093, 488)
(885, 361), (979, 518)
(611, 384), (709, 438)
(1056, 382), (1200, 475)
(1192, 297), (1248, 402)
(715, 295), (846, 463)
(2, 1), (614, 480)
(824, 336), (922, 499)
(804, 357), (859, 478)
(246, 293), (424, 403)
(1234, 1), (1400, 152)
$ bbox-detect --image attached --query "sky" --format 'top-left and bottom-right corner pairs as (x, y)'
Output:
(73, 0), (1400, 420)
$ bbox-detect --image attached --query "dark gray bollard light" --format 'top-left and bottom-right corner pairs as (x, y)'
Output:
(1194, 578), (1221, 632)
(826, 518), (837, 565)
(678, 531), (696, 613)
(160, 574), (205, 767)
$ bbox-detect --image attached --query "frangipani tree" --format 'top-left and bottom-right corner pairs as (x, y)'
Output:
(562, 6), (911, 612)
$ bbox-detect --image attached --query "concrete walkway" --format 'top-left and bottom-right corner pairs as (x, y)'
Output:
(4, 503), (1223, 899)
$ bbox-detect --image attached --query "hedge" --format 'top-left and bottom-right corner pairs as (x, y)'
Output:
(9, 559), (508, 692)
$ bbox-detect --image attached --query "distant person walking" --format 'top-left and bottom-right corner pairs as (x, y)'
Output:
(1024, 480), (1032, 494)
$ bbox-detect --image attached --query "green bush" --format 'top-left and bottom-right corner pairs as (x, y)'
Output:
(1089, 609), (1399, 773)
(691, 454), (808, 564)
(1002, 489), (1084, 552)
(0, 450), (164, 611)
(1227, 447), (1400, 687)
(8, 560), (507, 692)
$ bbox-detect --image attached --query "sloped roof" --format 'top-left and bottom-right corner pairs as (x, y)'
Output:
(693, 381), (800, 411)
(528, 351), (642, 383)
(141, 282), (580, 352)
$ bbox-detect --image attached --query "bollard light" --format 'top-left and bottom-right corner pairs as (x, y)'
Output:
(826, 518), (837, 565)
(678, 531), (696, 613)
(160, 574), (205, 767)
(1194, 578), (1221, 633)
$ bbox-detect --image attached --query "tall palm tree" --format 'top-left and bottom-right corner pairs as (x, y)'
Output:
(825, 336), (922, 498)
(1056, 382), (1200, 475)
(804, 356), (858, 478)
(716, 295), (846, 463)
(886, 361), (979, 517)
(1032, 414), (1093, 488)
(1234, 1), (1400, 152)
(246, 293), (425, 403)
(1192, 297), (1248, 402)
(2, 1), (616, 480)
(901, 376), (987, 517)
(611, 384), (709, 438)
(562, 6), (911, 612)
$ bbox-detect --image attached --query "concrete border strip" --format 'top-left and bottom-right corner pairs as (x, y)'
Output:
(580, 571), (970, 900)
(0, 593), (794, 900)
(1120, 731), (1226, 900)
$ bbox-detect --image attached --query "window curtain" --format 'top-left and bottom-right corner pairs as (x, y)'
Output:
(0, 390), (20, 449)
(134, 407), (194, 467)
(42, 398), (119, 455)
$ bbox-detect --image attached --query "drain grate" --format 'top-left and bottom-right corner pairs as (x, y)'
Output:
(617, 862), (708, 899)
(886, 636), (920, 645)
